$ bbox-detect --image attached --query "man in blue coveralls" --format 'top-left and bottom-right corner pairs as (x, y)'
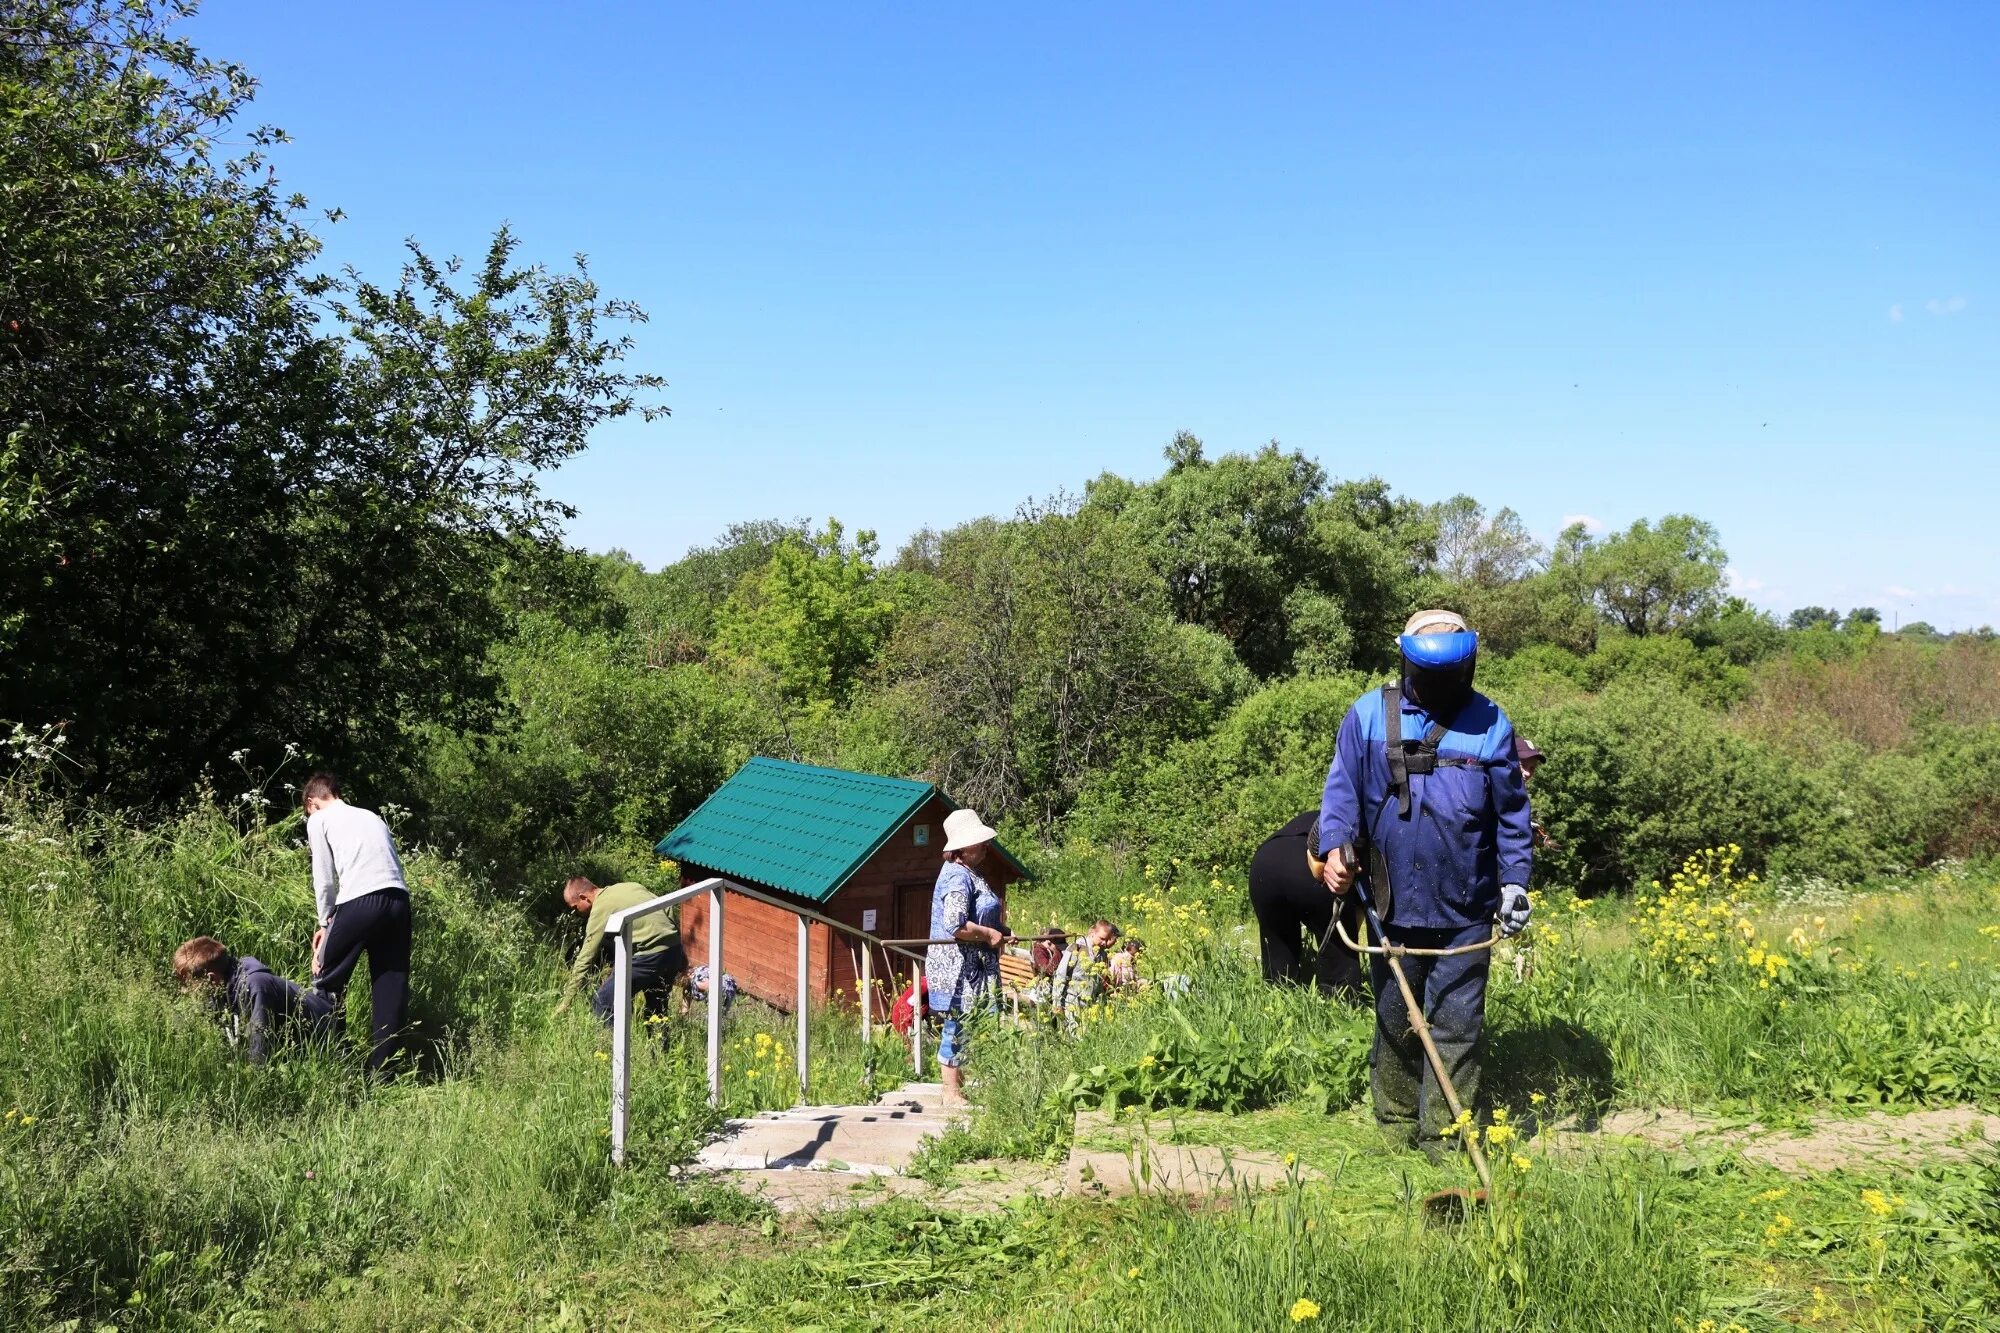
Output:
(1318, 609), (1535, 1155)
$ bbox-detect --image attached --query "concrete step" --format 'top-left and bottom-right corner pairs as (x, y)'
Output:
(693, 1081), (966, 1175)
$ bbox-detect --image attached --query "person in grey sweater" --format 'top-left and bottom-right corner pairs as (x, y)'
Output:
(303, 772), (412, 1078)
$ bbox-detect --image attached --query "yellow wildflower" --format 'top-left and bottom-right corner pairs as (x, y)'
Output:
(1510, 1153), (1532, 1172)
(1860, 1188), (1896, 1217)
(1289, 1298), (1321, 1323)
(1127, 1266), (1141, 1280)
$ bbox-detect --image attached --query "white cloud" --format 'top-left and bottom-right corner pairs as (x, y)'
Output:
(1926, 296), (1968, 316)
(1889, 304), (1903, 323)
(1886, 585), (1918, 599)
(1560, 513), (1607, 535)
(1726, 568), (1766, 594)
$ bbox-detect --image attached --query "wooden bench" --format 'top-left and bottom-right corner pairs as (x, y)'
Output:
(998, 948), (1042, 1018)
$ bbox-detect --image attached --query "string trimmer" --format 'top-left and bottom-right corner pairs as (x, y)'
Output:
(1329, 846), (1498, 1219)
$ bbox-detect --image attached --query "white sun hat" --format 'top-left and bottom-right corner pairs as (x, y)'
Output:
(942, 808), (999, 852)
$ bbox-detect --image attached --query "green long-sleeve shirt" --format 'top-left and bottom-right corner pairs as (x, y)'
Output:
(568, 882), (679, 990)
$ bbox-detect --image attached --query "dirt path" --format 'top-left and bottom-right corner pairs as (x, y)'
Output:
(1561, 1104), (2000, 1173)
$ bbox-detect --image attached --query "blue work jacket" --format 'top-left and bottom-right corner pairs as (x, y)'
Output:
(1317, 685), (1534, 930)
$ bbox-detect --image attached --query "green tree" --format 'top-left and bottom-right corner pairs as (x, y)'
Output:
(711, 519), (897, 710)
(1084, 435), (1437, 678)
(1788, 606), (1842, 631)
(0, 2), (664, 802)
(1688, 597), (1786, 666)
(886, 498), (1248, 829)
(414, 613), (755, 902)
(1565, 516), (1728, 638)
(1083, 434), (1331, 677)
(1429, 496), (1594, 655)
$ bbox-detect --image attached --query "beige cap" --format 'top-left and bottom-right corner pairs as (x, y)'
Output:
(1401, 608), (1469, 638)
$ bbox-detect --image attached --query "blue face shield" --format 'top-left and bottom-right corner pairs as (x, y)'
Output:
(1398, 631), (1479, 717)
(1396, 631), (1479, 667)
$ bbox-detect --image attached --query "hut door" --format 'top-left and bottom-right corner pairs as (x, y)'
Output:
(893, 879), (932, 943)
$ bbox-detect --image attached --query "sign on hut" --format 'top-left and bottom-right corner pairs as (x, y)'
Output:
(658, 758), (1026, 1017)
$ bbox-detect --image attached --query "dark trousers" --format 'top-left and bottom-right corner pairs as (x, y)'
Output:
(315, 888), (412, 1077)
(1248, 824), (1366, 1003)
(1368, 921), (1489, 1147)
(592, 943), (689, 1026)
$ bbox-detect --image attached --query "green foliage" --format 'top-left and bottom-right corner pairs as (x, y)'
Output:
(1067, 672), (1370, 870)
(712, 519), (899, 711)
(1560, 514), (1729, 638)
(885, 498), (1250, 830)
(0, 1), (664, 805)
(1083, 435), (1437, 678)
(1574, 634), (1752, 708)
(1688, 596), (1788, 666)
(414, 612), (757, 899)
(1506, 680), (1828, 889)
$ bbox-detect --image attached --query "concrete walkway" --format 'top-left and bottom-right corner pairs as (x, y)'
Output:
(693, 1084), (1313, 1213)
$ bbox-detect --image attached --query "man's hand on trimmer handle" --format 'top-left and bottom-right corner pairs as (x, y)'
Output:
(1498, 884), (1531, 937)
(1322, 844), (1356, 895)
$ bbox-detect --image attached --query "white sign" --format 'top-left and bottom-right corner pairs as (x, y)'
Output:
(861, 909), (879, 932)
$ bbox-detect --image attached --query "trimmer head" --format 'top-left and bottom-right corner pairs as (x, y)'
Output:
(1420, 1187), (1488, 1224)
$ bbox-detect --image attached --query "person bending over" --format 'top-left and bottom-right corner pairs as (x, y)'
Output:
(304, 772), (412, 1079)
(174, 935), (331, 1063)
(1248, 810), (1367, 1004)
(557, 876), (688, 1025)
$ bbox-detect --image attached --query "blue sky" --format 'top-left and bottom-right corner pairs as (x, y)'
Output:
(191, 2), (1999, 629)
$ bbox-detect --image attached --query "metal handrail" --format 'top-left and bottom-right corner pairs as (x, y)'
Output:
(602, 875), (951, 1165)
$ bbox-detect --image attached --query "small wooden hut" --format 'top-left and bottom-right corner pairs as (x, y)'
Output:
(658, 758), (1026, 1016)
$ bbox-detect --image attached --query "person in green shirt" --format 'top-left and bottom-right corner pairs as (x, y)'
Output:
(555, 876), (687, 1025)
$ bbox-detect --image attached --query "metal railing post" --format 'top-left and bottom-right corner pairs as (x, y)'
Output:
(911, 962), (923, 1078)
(860, 944), (873, 1044)
(796, 914), (810, 1104)
(610, 929), (632, 1166)
(707, 880), (724, 1107)
(599, 878), (939, 1166)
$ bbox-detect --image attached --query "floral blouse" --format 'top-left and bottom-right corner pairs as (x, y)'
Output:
(925, 861), (1003, 1013)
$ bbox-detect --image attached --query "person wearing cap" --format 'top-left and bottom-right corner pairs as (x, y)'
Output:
(1318, 609), (1534, 1155)
(1514, 735), (1556, 852)
(926, 808), (1010, 1104)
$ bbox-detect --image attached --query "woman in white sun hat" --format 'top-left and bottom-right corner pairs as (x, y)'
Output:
(926, 807), (1010, 1103)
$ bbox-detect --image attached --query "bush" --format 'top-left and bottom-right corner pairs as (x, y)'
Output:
(1509, 681), (1835, 890)
(1065, 672), (1373, 874)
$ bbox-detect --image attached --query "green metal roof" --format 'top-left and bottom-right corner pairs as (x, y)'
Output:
(656, 758), (940, 904)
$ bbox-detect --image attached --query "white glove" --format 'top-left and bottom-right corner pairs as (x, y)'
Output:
(1498, 884), (1531, 938)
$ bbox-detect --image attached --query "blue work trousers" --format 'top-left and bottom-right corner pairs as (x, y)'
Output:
(1368, 921), (1490, 1147)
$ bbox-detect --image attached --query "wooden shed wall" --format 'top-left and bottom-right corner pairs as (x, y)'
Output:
(677, 792), (1019, 1017)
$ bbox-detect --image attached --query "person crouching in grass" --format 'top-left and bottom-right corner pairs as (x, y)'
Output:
(173, 936), (332, 1064)
(555, 876), (688, 1027)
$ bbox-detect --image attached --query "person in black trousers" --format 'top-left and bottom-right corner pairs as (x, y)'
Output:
(1248, 810), (1367, 1004)
(303, 772), (412, 1079)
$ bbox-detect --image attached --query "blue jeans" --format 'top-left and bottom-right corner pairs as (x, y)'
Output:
(1368, 921), (1490, 1146)
(930, 989), (992, 1069)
